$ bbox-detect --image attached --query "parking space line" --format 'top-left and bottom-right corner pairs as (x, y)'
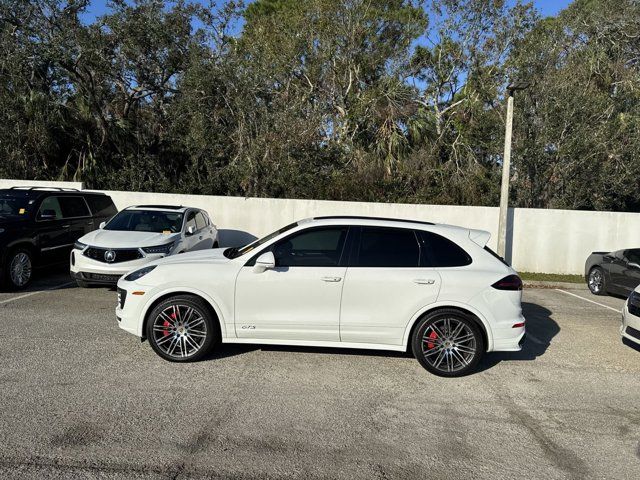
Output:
(0, 281), (75, 305)
(554, 289), (620, 313)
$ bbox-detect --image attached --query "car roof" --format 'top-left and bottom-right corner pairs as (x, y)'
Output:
(0, 187), (107, 199)
(300, 216), (478, 239)
(126, 205), (190, 213)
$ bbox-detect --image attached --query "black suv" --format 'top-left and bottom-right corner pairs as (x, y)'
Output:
(0, 187), (117, 289)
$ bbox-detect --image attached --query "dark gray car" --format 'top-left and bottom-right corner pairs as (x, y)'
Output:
(585, 249), (640, 296)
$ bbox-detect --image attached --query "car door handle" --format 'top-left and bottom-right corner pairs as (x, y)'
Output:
(86, 221), (94, 225)
(414, 278), (436, 285)
(62, 224), (70, 229)
(321, 276), (342, 282)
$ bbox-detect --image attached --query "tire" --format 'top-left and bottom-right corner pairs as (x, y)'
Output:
(3, 248), (34, 290)
(587, 267), (606, 295)
(146, 294), (217, 362)
(412, 309), (484, 377)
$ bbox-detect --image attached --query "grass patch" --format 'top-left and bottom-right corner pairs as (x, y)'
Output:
(519, 272), (584, 283)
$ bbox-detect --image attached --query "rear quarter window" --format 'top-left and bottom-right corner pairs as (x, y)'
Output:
(420, 231), (472, 267)
(85, 195), (117, 218)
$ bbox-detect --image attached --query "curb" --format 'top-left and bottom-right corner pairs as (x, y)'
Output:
(523, 280), (587, 290)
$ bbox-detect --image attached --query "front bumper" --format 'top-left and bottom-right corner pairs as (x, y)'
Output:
(621, 304), (640, 346)
(70, 248), (165, 279)
(71, 270), (122, 285)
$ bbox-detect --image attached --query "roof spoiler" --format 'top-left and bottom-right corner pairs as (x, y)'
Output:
(469, 229), (491, 247)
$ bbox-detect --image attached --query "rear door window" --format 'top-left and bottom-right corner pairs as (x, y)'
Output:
(353, 227), (420, 267)
(420, 231), (472, 267)
(59, 196), (91, 218)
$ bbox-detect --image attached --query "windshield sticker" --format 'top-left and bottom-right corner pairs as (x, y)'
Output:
(19, 208), (26, 214)
(162, 230), (171, 234)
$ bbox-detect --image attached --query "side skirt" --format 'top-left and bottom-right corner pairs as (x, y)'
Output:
(222, 337), (406, 352)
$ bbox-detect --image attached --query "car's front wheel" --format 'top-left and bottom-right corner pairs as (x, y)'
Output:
(412, 309), (484, 377)
(146, 295), (217, 362)
(587, 267), (606, 295)
(4, 248), (33, 290)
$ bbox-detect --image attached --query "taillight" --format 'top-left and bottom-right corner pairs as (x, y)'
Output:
(492, 274), (523, 291)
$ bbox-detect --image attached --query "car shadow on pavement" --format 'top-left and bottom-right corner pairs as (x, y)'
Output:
(203, 343), (411, 362)
(0, 263), (76, 293)
(478, 301), (559, 372)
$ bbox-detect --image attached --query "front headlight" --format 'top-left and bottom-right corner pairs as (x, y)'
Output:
(74, 241), (87, 250)
(142, 242), (175, 255)
(124, 265), (157, 282)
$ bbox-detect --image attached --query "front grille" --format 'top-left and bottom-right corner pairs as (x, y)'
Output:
(84, 247), (143, 264)
(82, 272), (122, 283)
(626, 326), (640, 340)
(117, 288), (127, 309)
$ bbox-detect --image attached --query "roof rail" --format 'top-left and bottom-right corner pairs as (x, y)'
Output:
(9, 186), (79, 192)
(313, 215), (435, 225)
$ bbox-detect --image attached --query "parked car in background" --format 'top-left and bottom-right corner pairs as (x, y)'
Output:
(71, 205), (218, 287)
(621, 288), (640, 348)
(0, 187), (117, 289)
(585, 249), (640, 296)
(115, 216), (525, 377)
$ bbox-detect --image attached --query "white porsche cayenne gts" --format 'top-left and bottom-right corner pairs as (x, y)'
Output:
(115, 216), (526, 377)
(71, 205), (218, 287)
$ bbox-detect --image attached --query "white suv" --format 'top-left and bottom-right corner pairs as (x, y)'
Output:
(115, 216), (525, 377)
(71, 205), (218, 287)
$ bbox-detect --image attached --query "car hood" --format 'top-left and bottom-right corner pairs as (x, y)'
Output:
(80, 229), (181, 248)
(153, 248), (232, 266)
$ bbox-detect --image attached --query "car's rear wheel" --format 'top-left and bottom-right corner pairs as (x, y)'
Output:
(146, 295), (217, 362)
(412, 309), (484, 377)
(4, 248), (33, 290)
(587, 267), (606, 295)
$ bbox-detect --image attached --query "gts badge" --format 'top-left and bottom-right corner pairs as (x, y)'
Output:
(241, 325), (256, 330)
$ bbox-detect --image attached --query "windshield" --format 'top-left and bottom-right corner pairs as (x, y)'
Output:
(224, 222), (298, 259)
(0, 194), (33, 218)
(105, 210), (184, 233)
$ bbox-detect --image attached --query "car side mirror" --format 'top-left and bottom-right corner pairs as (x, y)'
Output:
(38, 209), (57, 220)
(186, 225), (196, 236)
(629, 262), (640, 270)
(99, 221), (106, 229)
(253, 251), (276, 273)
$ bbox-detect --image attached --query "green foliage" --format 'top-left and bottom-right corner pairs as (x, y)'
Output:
(0, 0), (638, 211)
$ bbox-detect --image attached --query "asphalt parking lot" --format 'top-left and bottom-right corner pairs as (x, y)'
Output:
(1, 268), (639, 479)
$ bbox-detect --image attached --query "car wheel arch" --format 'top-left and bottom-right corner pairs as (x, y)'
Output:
(140, 289), (225, 340)
(403, 303), (492, 353)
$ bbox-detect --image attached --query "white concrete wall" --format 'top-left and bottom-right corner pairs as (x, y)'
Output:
(3, 178), (639, 275)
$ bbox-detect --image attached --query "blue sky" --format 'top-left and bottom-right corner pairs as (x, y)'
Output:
(81, 1), (573, 25)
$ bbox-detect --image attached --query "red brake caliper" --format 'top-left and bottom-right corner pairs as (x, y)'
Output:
(163, 312), (176, 337)
(426, 331), (438, 349)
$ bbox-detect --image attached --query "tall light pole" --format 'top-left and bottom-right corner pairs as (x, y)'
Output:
(497, 81), (530, 258)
